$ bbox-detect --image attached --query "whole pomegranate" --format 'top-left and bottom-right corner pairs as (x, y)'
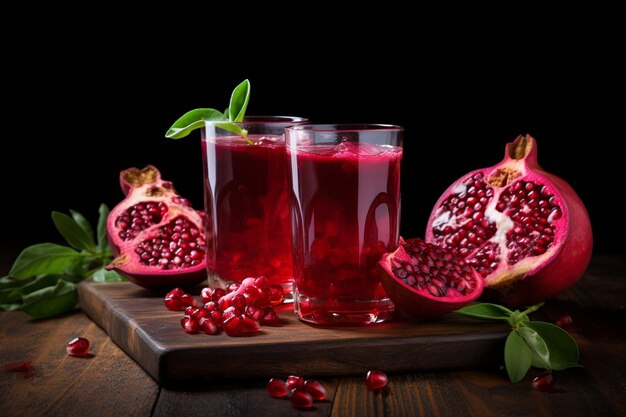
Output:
(425, 135), (592, 307)
(105, 166), (207, 290)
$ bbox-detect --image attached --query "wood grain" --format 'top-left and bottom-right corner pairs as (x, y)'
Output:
(77, 281), (510, 386)
(0, 309), (159, 417)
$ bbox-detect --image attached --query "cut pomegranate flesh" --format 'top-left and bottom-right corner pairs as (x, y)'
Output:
(378, 238), (483, 317)
(426, 135), (592, 306)
(365, 370), (388, 391)
(67, 337), (90, 357)
(106, 166), (207, 290)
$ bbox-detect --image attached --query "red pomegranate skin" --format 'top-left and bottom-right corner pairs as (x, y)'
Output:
(426, 135), (592, 307)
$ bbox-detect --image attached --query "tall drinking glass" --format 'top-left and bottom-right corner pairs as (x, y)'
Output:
(286, 124), (403, 325)
(202, 116), (308, 300)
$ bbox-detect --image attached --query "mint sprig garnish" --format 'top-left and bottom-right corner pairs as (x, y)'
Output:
(0, 204), (124, 319)
(455, 302), (582, 382)
(165, 79), (253, 144)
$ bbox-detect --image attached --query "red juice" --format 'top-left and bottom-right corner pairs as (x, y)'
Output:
(202, 135), (292, 293)
(289, 141), (402, 324)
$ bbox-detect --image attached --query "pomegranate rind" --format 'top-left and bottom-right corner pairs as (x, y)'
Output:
(425, 135), (592, 307)
(377, 244), (484, 318)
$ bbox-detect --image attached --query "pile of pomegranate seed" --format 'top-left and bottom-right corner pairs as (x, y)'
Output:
(66, 337), (90, 357)
(365, 370), (388, 391)
(532, 371), (554, 391)
(165, 277), (283, 337)
(266, 375), (327, 410)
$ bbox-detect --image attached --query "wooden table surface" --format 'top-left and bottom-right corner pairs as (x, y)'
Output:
(1, 255), (624, 417)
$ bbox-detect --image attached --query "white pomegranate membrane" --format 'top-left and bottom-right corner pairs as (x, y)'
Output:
(426, 135), (592, 307)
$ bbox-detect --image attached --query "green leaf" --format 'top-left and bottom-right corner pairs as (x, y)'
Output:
(224, 107), (230, 119)
(9, 243), (82, 279)
(454, 303), (512, 321)
(0, 302), (21, 311)
(519, 326), (551, 370)
(504, 331), (533, 382)
(3, 275), (61, 303)
(165, 108), (227, 139)
(507, 310), (530, 327)
(228, 79), (250, 122)
(70, 209), (95, 247)
(526, 321), (582, 370)
(52, 211), (95, 251)
(21, 279), (77, 319)
(0, 276), (21, 289)
(92, 268), (125, 283)
(97, 203), (110, 251)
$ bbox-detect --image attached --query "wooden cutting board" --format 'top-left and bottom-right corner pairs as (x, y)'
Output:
(78, 282), (509, 386)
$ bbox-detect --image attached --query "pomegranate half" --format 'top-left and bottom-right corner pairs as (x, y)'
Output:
(105, 165), (207, 290)
(378, 238), (484, 318)
(426, 135), (592, 307)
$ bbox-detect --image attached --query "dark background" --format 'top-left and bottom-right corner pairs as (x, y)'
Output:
(1, 26), (623, 261)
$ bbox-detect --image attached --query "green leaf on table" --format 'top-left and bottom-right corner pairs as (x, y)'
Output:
(9, 243), (82, 279)
(526, 321), (582, 370)
(2, 275), (61, 304)
(92, 268), (125, 283)
(96, 203), (110, 252)
(0, 302), (21, 311)
(21, 279), (78, 319)
(228, 79), (250, 122)
(455, 303), (513, 321)
(52, 211), (96, 251)
(0, 276), (20, 289)
(165, 108), (227, 139)
(504, 331), (533, 382)
(70, 209), (95, 246)
(518, 326), (551, 369)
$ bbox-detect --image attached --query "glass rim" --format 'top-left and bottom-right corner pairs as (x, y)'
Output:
(286, 123), (403, 133)
(238, 116), (309, 125)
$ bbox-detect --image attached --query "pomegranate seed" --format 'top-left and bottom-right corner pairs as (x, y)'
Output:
(67, 337), (90, 357)
(226, 282), (240, 292)
(260, 308), (279, 326)
(223, 316), (242, 336)
(267, 378), (289, 398)
(286, 375), (305, 390)
(164, 296), (185, 311)
(3, 360), (36, 378)
(555, 314), (573, 327)
(211, 288), (226, 302)
(181, 316), (199, 334)
(198, 317), (219, 335)
(268, 285), (284, 305)
(180, 294), (197, 308)
(365, 370), (388, 391)
(240, 316), (261, 333)
(303, 379), (327, 401)
(291, 389), (314, 409)
(200, 287), (213, 303)
(532, 371), (554, 392)
(254, 277), (269, 287)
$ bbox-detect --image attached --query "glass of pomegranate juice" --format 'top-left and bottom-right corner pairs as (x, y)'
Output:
(286, 124), (403, 325)
(202, 116), (308, 300)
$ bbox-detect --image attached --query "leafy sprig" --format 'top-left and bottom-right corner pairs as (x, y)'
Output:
(455, 303), (582, 382)
(0, 204), (124, 319)
(165, 79), (252, 143)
